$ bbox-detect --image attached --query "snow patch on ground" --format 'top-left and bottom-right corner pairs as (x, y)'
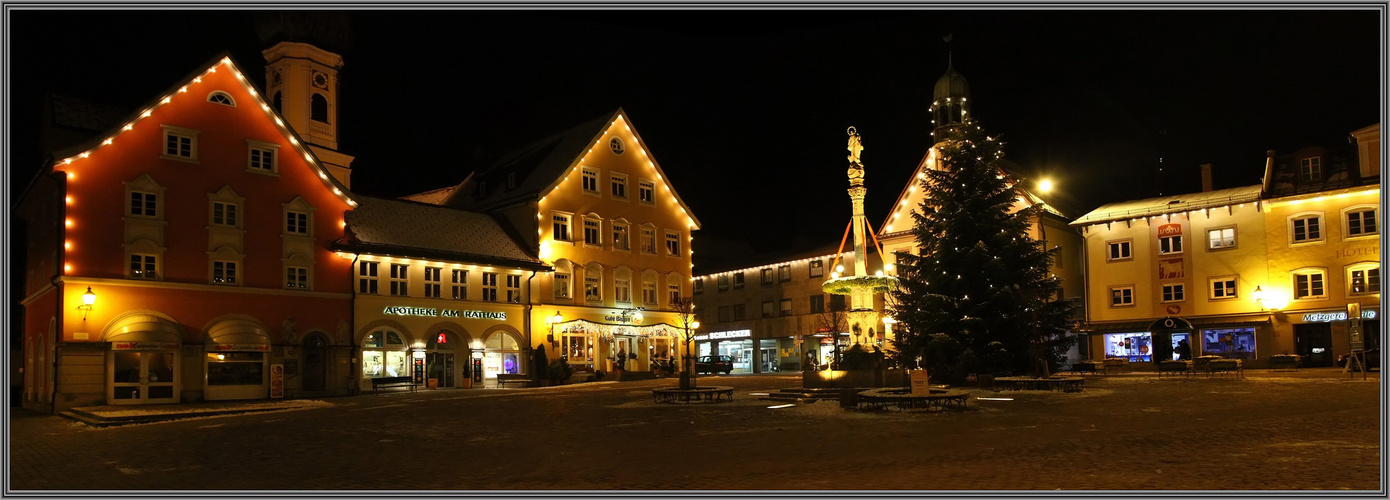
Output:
(77, 399), (335, 418)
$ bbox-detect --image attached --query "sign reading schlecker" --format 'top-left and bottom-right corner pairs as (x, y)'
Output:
(382, 306), (506, 320)
(693, 329), (751, 342)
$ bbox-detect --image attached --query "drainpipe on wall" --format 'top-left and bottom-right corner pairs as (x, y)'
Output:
(1076, 225), (1091, 360)
(348, 252), (360, 396)
(524, 269), (537, 377)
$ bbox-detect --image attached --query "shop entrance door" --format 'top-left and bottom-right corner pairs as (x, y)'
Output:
(303, 335), (327, 391)
(427, 352), (455, 388)
(111, 351), (177, 405)
(1295, 323), (1334, 367)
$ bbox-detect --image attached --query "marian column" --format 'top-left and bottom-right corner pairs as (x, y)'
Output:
(844, 127), (877, 345)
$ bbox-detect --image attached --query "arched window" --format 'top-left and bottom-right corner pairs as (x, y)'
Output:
(311, 93), (329, 123)
(361, 329), (409, 380)
(272, 91), (282, 114)
(207, 91), (235, 107)
(483, 331), (523, 379)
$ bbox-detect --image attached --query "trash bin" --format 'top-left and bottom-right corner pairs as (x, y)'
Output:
(838, 388), (859, 408)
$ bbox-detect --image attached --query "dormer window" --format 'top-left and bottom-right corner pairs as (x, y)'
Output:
(207, 91), (235, 107)
(1300, 157), (1322, 181)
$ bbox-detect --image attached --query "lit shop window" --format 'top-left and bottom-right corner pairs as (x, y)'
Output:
(1104, 332), (1152, 363)
(362, 330), (409, 380)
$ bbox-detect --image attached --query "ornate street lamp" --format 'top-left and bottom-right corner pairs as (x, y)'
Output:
(77, 286), (96, 321)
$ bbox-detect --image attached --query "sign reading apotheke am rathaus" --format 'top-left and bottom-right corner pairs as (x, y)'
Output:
(382, 306), (506, 320)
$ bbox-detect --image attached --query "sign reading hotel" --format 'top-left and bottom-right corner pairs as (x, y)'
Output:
(693, 329), (751, 342)
(382, 306), (506, 320)
(1303, 310), (1378, 323)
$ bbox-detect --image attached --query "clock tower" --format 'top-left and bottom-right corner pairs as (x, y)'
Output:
(263, 41), (355, 188)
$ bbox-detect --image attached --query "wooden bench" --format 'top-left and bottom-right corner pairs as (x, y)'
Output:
(995, 376), (1085, 393)
(495, 373), (531, 388)
(1102, 358), (1131, 375)
(1070, 361), (1100, 375)
(651, 386), (735, 404)
(854, 388), (970, 411)
(370, 376), (417, 394)
(1205, 359), (1244, 378)
(1158, 360), (1193, 378)
(1269, 355), (1302, 372)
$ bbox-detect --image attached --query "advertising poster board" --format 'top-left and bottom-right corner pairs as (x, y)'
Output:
(910, 370), (930, 396)
(270, 364), (284, 399)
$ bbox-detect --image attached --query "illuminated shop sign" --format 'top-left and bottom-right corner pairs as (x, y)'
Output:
(382, 306), (506, 320)
(693, 329), (751, 341)
(211, 343), (271, 352)
(1303, 310), (1377, 323)
(111, 341), (180, 350)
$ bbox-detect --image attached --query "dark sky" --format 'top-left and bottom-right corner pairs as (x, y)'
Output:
(9, 9), (1381, 272)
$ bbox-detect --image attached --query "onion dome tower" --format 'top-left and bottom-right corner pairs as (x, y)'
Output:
(929, 49), (971, 140)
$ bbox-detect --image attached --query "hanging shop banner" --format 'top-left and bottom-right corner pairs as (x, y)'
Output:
(270, 364), (285, 399)
(211, 343), (272, 352)
(111, 342), (180, 350)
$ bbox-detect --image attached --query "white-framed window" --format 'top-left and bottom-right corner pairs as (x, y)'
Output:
(554, 272), (571, 299)
(1349, 264), (1381, 295)
(638, 180), (655, 204)
(129, 254), (159, 280)
(615, 278), (631, 303)
(612, 221), (630, 250)
(389, 264), (409, 296)
(667, 281), (681, 307)
(424, 267), (442, 298)
(286, 266), (309, 290)
(717, 275), (729, 291)
(359, 262), (379, 294)
(212, 261), (238, 285)
(451, 269), (468, 300)
(761, 300), (775, 318)
(733, 272), (745, 289)
(779, 298), (793, 316)
(640, 226), (657, 254)
(693, 278), (704, 294)
(1161, 283), (1185, 302)
(1107, 240), (1132, 261)
(1159, 235), (1183, 255)
(761, 268), (774, 285)
(1210, 276), (1237, 299)
(1109, 286), (1134, 307)
(212, 201), (238, 227)
(609, 137), (625, 155)
(611, 173), (628, 199)
(207, 91), (235, 106)
(481, 272), (499, 302)
(1206, 227), (1235, 250)
(161, 124), (199, 161)
(552, 212), (573, 242)
(642, 278), (658, 305)
(581, 167), (599, 194)
(1290, 213), (1324, 244)
(1299, 156), (1322, 181)
(1345, 207), (1379, 238)
(247, 141), (279, 174)
(129, 191), (158, 217)
(583, 217), (602, 246)
(778, 264), (792, 282)
(809, 259), (824, 278)
(665, 231), (681, 256)
(506, 274), (522, 304)
(286, 211), (309, 235)
(1292, 269), (1327, 300)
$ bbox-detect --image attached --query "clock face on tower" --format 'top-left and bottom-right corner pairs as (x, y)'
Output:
(311, 71), (328, 89)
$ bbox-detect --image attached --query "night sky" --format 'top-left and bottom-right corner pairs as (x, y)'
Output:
(9, 9), (1381, 273)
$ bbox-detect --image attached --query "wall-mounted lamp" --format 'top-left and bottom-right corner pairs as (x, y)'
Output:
(77, 286), (96, 320)
(1252, 286), (1270, 311)
(547, 311), (563, 347)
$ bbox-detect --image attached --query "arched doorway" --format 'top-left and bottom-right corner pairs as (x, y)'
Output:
(483, 331), (523, 381)
(302, 333), (328, 391)
(426, 330), (460, 388)
(102, 312), (182, 405)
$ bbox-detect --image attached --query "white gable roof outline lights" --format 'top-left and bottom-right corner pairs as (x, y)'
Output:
(51, 55), (357, 209)
(877, 142), (1058, 237)
(537, 108), (702, 231)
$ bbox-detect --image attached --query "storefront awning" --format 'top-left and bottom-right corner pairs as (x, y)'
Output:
(205, 318), (271, 346)
(1189, 314), (1272, 329)
(103, 313), (183, 344)
(1078, 321), (1151, 335)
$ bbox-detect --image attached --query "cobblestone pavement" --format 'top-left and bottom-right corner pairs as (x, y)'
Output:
(7, 369), (1383, 492)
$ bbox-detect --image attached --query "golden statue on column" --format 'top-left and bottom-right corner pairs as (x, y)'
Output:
(823, 127), (897, 348)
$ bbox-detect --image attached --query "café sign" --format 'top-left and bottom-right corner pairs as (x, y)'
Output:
(382, 306), (506, 320)
(693, 329), (751, 342)
(1302, 310), (1377, 323)
(111, 341), (180, 350)
(211, 343), (271, 352)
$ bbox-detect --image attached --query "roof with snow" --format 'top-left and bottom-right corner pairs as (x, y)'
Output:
(1070, 185), (1263, 226)
(336, 196), (548, 270)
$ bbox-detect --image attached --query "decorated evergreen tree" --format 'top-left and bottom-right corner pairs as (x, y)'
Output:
(889, 123), (1076, 382)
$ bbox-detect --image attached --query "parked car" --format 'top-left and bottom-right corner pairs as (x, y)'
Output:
(1336, 348), (1380, 370)
(695, 355), (733, 374)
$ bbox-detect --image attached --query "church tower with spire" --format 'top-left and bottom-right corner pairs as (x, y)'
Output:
(929, 43), (972, 141)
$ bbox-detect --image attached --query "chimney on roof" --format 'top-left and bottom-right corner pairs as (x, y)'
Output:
(1260, 150), (1277, 196)
(1200, 164), (1213, 192)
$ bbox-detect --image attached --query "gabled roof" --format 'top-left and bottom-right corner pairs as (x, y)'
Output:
(878, 147), (1061, 237)
(1070, 185), (1263, 226)
(336, 196), (548, 270)
(1263, 144), (1372, 198)
(440, 108), (702, 229)
(45, 52), (357, 209)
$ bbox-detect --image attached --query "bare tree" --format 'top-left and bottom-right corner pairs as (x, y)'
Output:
(817, 296), (849, 370)
(672, 296), (700, 389)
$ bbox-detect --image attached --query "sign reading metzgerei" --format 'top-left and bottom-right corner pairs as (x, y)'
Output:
(382, 306), (506, 320)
